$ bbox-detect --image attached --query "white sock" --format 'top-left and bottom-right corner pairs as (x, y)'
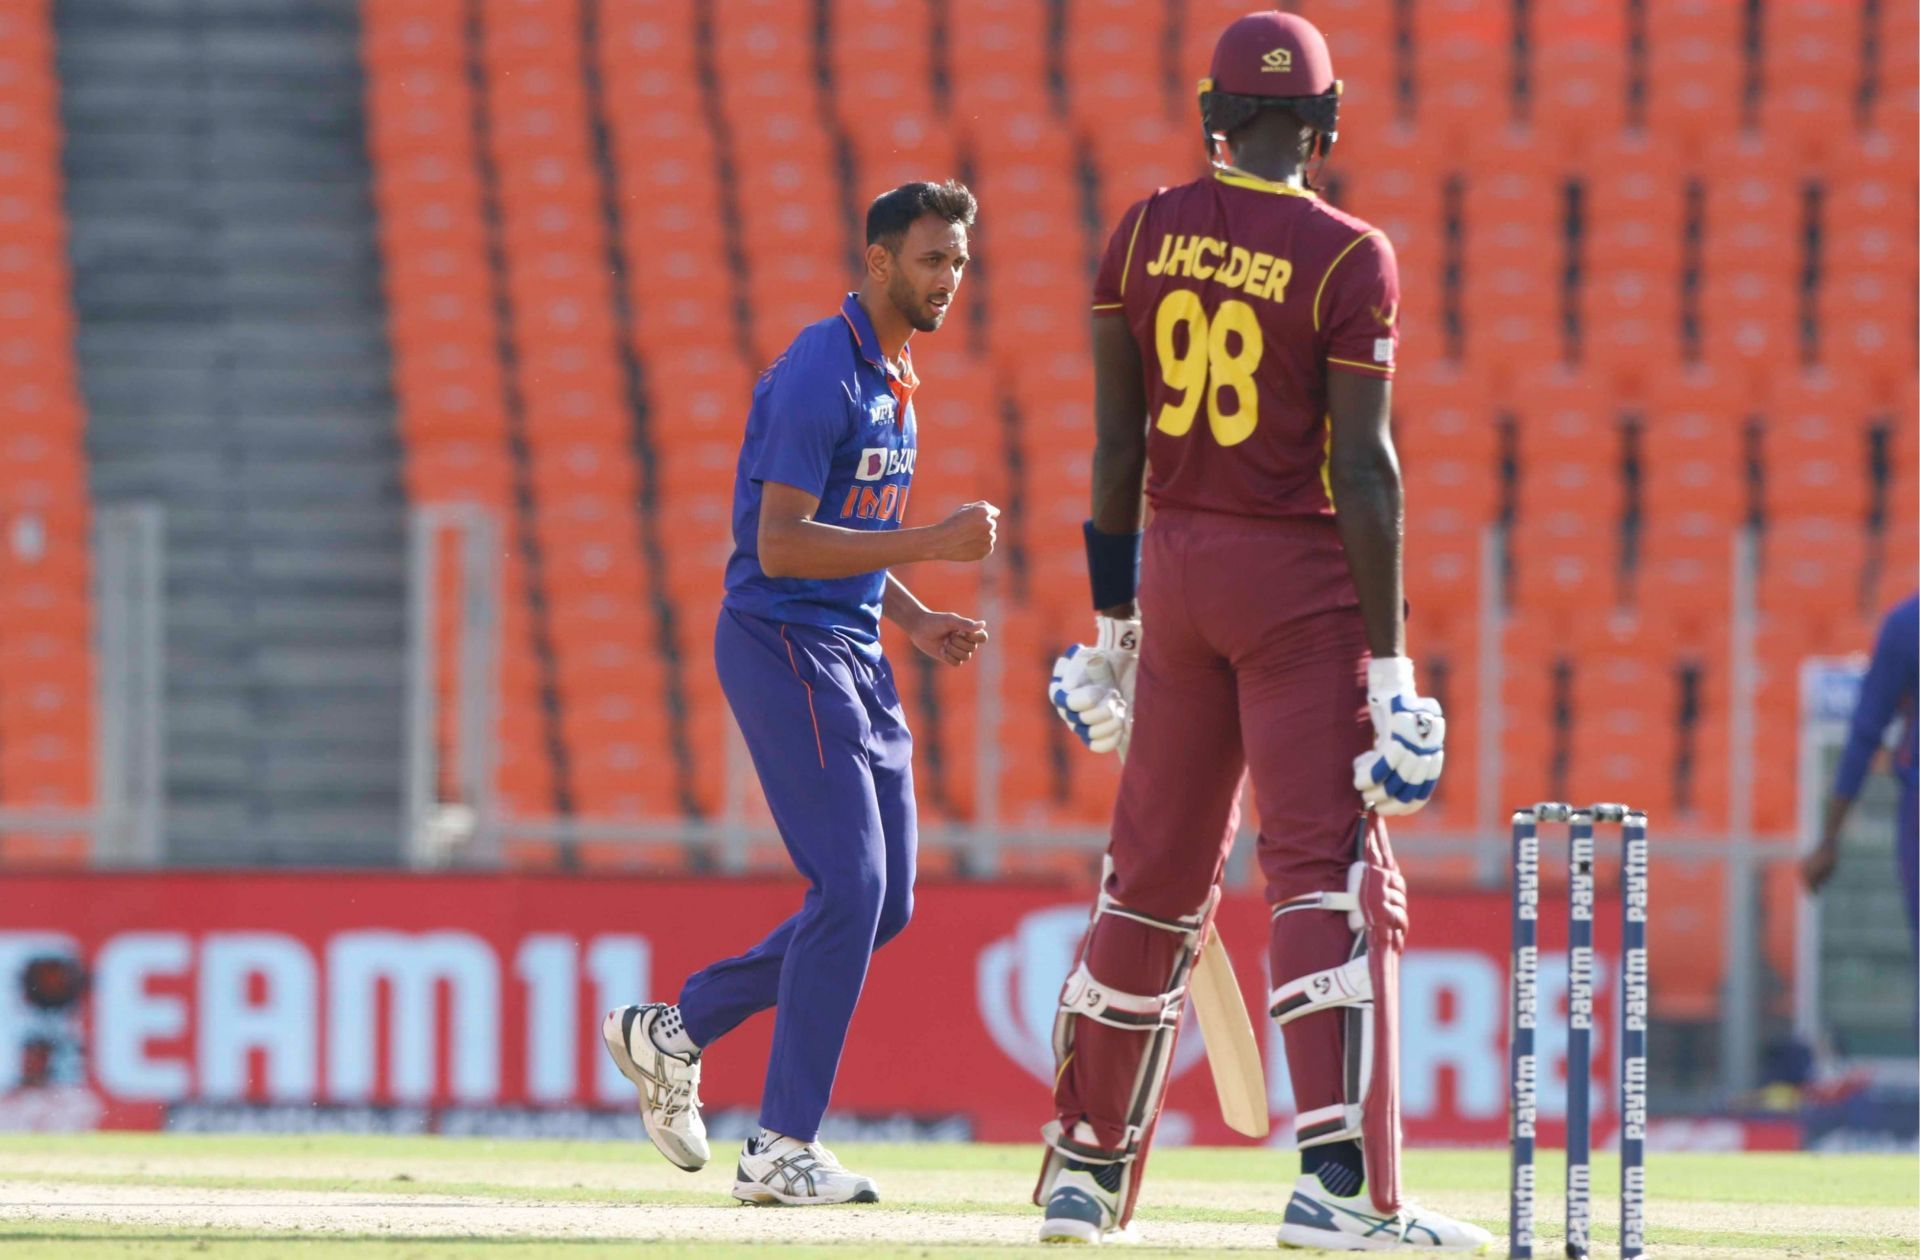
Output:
(647, 1005), (698, 1057)
(758, 1127), (795, 1152)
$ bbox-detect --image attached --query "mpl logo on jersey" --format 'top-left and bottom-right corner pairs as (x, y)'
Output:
(854, 446), (915, 481)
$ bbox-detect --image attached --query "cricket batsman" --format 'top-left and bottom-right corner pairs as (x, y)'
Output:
(601, 181), (998, 1206)
(1031, 12), (1491, 1250)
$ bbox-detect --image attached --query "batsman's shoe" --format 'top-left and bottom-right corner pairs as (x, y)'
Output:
(1276, 1176), (1494, 1253)
(732, 1134), (880, 1206)
(602, 1004), (708, 1172)
(1038, 1167), (1127, 1244)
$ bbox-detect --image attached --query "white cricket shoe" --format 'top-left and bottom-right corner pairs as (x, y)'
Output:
(1038, 1167), (1128, 1244)
(732, 1133), (880, 1205)
(602, 1004), (708, 1172)
(1276, 1175), (1494, 1252)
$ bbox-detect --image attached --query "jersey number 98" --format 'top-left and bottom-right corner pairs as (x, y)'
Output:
(1153, 291), (1264, 447)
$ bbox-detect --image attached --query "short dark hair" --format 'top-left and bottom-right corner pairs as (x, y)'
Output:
(865, 180), (977, 250)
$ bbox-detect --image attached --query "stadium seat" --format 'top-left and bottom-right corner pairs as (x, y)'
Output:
(1062, 0), (1167, 131)
(1643, 0), (1750, 152)
(1639, 380), (1745, 523)
(1762, 374), (1873, 523)
(1647, 856), (1726, 1019)
(829, 0), (938, 126)
(350, 0), (1907, 875)
(1758, 517), (1873, 635)
(853, 113), (960, 194)
(947, 0), (1048, 119)
(1755, 0), (1859, 161)
(1410, 0), (1509, 129)
(1311, 0), (1395, 121)
(1090, 114), (1201, 227)
(1527, 0), (1628, 149)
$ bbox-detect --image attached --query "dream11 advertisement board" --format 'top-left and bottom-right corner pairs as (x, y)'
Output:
(0, 871), (1729, 1148)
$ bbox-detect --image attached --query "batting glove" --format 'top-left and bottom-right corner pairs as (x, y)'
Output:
(1048, 616), (1142, 756)
(1352, 656), (1445, 816)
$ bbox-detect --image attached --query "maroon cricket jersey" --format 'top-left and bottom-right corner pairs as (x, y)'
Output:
(1093, 168), (1400, 520)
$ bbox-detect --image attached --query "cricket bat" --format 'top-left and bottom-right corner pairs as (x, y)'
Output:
(1190, 925), (1270, 1138)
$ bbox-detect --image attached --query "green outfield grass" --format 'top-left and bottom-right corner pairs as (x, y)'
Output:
(0, 1134), (1912, 1257)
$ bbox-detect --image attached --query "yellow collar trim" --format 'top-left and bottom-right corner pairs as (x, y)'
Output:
(1211, 167), (1317, 199)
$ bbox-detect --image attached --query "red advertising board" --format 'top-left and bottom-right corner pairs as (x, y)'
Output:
(0, 873), (1633, 1146)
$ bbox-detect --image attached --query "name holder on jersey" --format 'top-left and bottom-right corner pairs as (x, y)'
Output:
(1144, 233), (1293, 304)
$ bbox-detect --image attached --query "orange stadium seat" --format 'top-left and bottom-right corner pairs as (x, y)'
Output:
(1870, 2), (1919, 146)
(947, 0), (1048, 119)
(1643, 0), (1750, 153)
(1824, 133), (1918, 281)
(1311, 0), (1394, 114)
(1091, 114), (1200, 227)
(1759, 517), (1873, 630)
(1647, 856), (1725, 1019)
(1756, 0), (1860, 161)
(1410, 0), (1507, 131)
(830, 0), (938, 126)
(1581, 131), (1685, 379)
(1763, 374), (1873, 523)
(1640, 379), (1745, 523)
(1528, 0), (1628, 150)
(1511, 377), (1623, 518)
(1820, 266), (1911, 375)
(1062, 0), (1166, 131)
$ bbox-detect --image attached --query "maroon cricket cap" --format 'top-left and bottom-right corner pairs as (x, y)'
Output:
(1206, 9), (1336, 99)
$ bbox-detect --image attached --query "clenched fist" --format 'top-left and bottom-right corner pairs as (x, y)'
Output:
(932, 500), (999, 562)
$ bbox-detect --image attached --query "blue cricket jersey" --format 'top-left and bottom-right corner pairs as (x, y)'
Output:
(1833, 592), (1919, 797)
(722, 293), (919, 656)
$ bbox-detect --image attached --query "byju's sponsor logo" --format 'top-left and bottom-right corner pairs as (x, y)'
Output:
(854, 447), (915, 481)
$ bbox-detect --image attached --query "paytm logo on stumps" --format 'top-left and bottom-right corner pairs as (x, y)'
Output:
(976, 906), (1205, 1084)
(855, 447), (915, 482)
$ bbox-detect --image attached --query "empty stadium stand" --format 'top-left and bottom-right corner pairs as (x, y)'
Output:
(359, 0), (1918, 1034)
(60, 0), (406, 863)
(0, 0), (91, 865)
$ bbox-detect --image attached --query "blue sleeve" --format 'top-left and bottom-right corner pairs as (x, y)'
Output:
(748, 349), (848, 499)
(1833, 598), (1920, 799)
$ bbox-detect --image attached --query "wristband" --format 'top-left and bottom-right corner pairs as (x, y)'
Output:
(1083, 520), (1142, 611)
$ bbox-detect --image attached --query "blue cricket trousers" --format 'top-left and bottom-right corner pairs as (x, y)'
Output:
(677, 607), (916, 1140)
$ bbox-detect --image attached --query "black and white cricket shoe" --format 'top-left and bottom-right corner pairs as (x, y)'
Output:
(731, 1134), (880, 1206)
(602, 1004), (709, 1172)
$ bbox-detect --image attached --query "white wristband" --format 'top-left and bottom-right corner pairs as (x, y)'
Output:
(1367, 656), (1415, 695)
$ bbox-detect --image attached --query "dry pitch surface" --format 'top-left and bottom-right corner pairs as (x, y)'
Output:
(0, 1134), (1912, 1258)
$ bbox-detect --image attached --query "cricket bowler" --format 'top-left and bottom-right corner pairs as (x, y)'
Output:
(1802, 590), (1919, 943)
(1033, 11), (1492, 1250)
(601, 181), (998, 1205)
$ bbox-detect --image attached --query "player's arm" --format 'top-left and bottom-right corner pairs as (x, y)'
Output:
(1326, 371), (1405, 660)
(1321, 229), (1440, 812)
(757, 481), (997, 580)
(884, 573), (989, 667)
(1805, 599), (1916, 890)
(1331, 371), (1442, 814)
(1051, 199), (1150, 754)
(1088, 314), (1150, 620)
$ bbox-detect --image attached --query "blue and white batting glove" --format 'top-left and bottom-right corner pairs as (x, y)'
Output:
(1048, 616), (1141, 756)
(1352, 656), (1445, 816)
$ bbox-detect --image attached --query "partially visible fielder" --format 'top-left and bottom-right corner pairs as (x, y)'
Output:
(1034, 11), (1490, 1252)
(602, 181), (997, 1207)
(1802, 591), (1918, 945)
